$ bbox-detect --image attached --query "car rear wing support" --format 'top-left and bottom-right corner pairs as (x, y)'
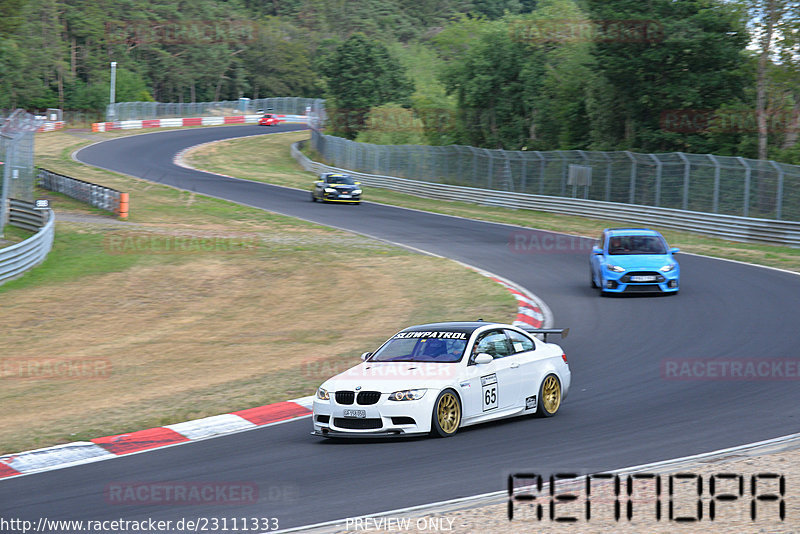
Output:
(519, 327), (569, 342)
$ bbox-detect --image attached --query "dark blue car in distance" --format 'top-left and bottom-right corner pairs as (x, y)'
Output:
(590, 228), (680, 295)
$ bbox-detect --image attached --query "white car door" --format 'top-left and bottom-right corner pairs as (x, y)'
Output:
(504, 328), (543, 413)
(461, 330), (524, 420)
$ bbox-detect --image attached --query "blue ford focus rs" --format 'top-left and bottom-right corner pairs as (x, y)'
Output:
(590, 228), (680, 295)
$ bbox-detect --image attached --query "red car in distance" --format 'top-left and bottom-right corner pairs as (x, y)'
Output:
(258, 113), (280, 126)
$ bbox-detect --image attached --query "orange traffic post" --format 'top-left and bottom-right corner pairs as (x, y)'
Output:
(118, 192), (129, 219)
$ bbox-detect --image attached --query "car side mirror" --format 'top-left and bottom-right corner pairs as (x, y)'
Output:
(670, 247), (680, 254)
(360, 352), (371, 361)
(592, 246), (603, 255)
(474, 353), (493, 365)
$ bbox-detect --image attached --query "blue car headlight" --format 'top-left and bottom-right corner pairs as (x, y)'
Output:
(606, 263), (625, 273)
(660, 263), (677, 272)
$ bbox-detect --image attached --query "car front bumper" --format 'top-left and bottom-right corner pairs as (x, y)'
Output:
(312, 391), (437, 437)
(601, 269), (679, 293)
(322, 193), (360, 202)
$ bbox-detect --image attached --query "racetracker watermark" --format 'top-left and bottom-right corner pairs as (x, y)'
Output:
(104, 481), (259, 505)
(661, 358), (800, 381)
(0, 358), (111, 380)
(106, 19), (257, 45)
(660, 109), (800, 133)
(509, 231), (594, 255)
(510, 19), (664, 44)
(302, 358), (458, 381)
(104, 232), (258, 255)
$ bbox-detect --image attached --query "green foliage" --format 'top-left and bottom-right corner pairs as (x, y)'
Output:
(2, 0), (800, 164)
(585, 0), (749, 152)
(322, 33), (414, 139)
(355, 104), (426, 145)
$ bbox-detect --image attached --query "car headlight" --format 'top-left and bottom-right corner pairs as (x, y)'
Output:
(659, 263), (676, 272)
(388, 389), (426, 401)
(606, 264), (625, 273)
(316, 387), (330, 400)
(324, 187), (336, 193)
(352, 189), (362, 195)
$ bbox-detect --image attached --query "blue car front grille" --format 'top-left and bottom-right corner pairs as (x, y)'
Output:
(620, 271), (665, 284)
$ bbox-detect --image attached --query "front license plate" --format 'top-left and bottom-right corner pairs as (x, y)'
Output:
(339, 194), (352, 199)
(631, 275), (657, 282)
(343, 409), (366, 418)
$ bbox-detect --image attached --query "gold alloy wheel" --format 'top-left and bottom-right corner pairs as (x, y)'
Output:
(542, 375), (561, 414)
(436, 392), (461, 434)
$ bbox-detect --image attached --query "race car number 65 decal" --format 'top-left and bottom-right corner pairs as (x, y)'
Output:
(481, 373), (498, 411)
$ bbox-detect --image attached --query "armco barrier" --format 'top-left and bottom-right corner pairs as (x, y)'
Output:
(92, 114), (308, 132)
(292, 141), (800, 248)
(37, 168), (128, 218)
(0, 200), (55, 285)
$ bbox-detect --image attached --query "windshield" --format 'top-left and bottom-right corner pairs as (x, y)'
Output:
(370, 333), (468, 363)
(608, 235), (667, 255)
(326, 175), (355, 185)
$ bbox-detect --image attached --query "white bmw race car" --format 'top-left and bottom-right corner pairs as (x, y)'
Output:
(312, 321), (570, 438)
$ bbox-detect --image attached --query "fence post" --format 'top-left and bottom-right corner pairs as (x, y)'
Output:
(537, 152), (545, 195)
(650, 153), (662, 207)
(737, 157), (752, 217)
(487, 150), (494, 190)
(602, 152), (612, 202)
(559, 152), (568, 196)
(577, 150), (590, 199)
(472, 147), (478, 186)
(770, 160), (784, 220)
(677, 152), (690, 210)
(708, 154), (720, 213)
(625, 151), (636, 204)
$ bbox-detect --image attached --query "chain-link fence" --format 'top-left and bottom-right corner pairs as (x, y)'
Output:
(107, 97), (324, 121)
(1, 110), (41, 236)
(309, 128), (800, 222)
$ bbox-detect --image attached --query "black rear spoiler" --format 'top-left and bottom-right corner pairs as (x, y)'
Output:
(518, 326), (569, 342)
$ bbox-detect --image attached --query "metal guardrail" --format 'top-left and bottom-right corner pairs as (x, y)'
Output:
(292, 141), (800, 248)
(37, 168), (128, 218)
(0, 200), (55, 285)
(9, 198), (46, 232)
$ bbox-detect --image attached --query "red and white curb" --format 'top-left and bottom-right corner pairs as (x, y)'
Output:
(0, 397), (313, 480)
(465, 267), (552, 331)
(92, 114), (308, 132)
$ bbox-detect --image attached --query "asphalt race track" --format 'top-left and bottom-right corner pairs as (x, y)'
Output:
(3, 125), (799, 530)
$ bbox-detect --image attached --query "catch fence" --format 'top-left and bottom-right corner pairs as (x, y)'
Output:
(309, 129), (800, 222)
(1, 110), (41, 235)
(107, 97), (324, 121)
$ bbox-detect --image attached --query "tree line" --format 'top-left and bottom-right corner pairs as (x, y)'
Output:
(2, 0), (800, 162)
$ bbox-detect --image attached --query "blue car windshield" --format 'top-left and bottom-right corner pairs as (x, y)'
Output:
(608, 235), (667, 255)
(370, 336), (467, 363)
